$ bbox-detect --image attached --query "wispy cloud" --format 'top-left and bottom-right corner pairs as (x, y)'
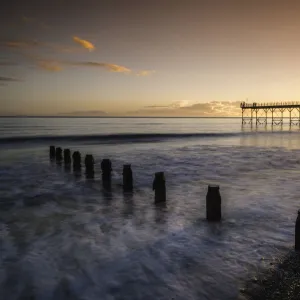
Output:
(1, 39), (84, 54)
(73, 36), (95, 51)
(0, 62), (18, 66)
(1, 40), (40, 49)
(0, 76), (20, 82)
(21, 16), (51, 29)
(38, 60), (63, 72)
(136, 70), (156, 76)
(22, 16), (35, 23)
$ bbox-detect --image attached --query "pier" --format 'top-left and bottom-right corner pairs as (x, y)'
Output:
(240, 102), (300, 126)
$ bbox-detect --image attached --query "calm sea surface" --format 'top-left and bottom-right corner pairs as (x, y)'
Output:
(0, 117), (299, 300)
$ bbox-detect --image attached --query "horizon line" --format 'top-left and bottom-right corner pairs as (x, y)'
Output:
(0, 115), (242, 119)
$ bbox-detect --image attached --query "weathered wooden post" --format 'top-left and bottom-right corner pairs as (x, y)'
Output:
(123, 164), (133, 191)
(101, 159), (112, 183)
(85, 154), (95, 179)
(64, 149), (71, 165)
(296, 209), (300, 251)
(206, 185), (222, 221)
(55, 147), (63, 162)
(152, 172), (166, 203)
(49, 146), (56, 159)
(72, 151), (81, 171)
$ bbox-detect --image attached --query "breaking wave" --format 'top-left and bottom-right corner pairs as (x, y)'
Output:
(0, 131), (297, 144)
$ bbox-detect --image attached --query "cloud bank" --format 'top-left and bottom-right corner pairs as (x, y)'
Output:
(127, 101), (242, 117)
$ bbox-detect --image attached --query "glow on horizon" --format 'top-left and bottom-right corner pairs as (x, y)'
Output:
(0, 0), (299, 116)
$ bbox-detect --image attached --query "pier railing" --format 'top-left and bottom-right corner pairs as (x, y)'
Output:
(240, 102), (300, 109)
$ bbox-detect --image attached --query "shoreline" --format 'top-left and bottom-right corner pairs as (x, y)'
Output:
(241, 250), (300, 300)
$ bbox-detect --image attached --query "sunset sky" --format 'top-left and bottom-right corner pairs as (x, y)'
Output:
(1, 0), (300, 116)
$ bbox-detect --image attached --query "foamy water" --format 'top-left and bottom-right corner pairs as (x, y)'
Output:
(0, 117), (299, 300)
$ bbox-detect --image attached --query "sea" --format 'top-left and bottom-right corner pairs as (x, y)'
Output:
(0, 117), (299, 300)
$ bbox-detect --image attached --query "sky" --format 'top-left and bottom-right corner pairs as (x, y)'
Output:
(0, 0), (300, 116)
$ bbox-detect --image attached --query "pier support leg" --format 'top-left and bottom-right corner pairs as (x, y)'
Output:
(255, 110), (258, 126)
(241, 109), (244, 125)
(206, 185), (222, 221)
(271, 109), (274, 126)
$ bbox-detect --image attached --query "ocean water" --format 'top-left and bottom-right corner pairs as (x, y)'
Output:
(0, 117), (299, 300)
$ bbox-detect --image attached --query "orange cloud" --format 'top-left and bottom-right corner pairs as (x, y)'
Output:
(73, 36), (95, 51)
(67, 61), (131, 73)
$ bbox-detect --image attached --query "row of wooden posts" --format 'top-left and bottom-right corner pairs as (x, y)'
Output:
(49, 146), (300, 248)
(50, 145), (222, 221)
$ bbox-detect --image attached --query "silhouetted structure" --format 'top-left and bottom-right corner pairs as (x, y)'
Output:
(206, 185), (221, 221)
(123, 164), (133, 191)
(296, 210), (300, 251)
(72, 151), (81, 171)
(241, 102), (300, 126)
(153, 172), (166, 203)
(101, 159), (112, 183)
(55, 147), (63, 162)
(85, 154), (95, 179)
(49, 145), (56, 159)
(63, 149), (71, 165)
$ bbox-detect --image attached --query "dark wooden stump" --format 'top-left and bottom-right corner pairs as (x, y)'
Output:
(85, 154), (95, 179)
(123, 164), (133, 191)
(153, 172), (166, 204)
(101, 159), (112, 183)
(206, 185), (221, 221)
(296, 210), (300, 251)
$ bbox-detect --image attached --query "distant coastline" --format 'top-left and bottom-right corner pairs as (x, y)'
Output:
(0, 116), (241, 119)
